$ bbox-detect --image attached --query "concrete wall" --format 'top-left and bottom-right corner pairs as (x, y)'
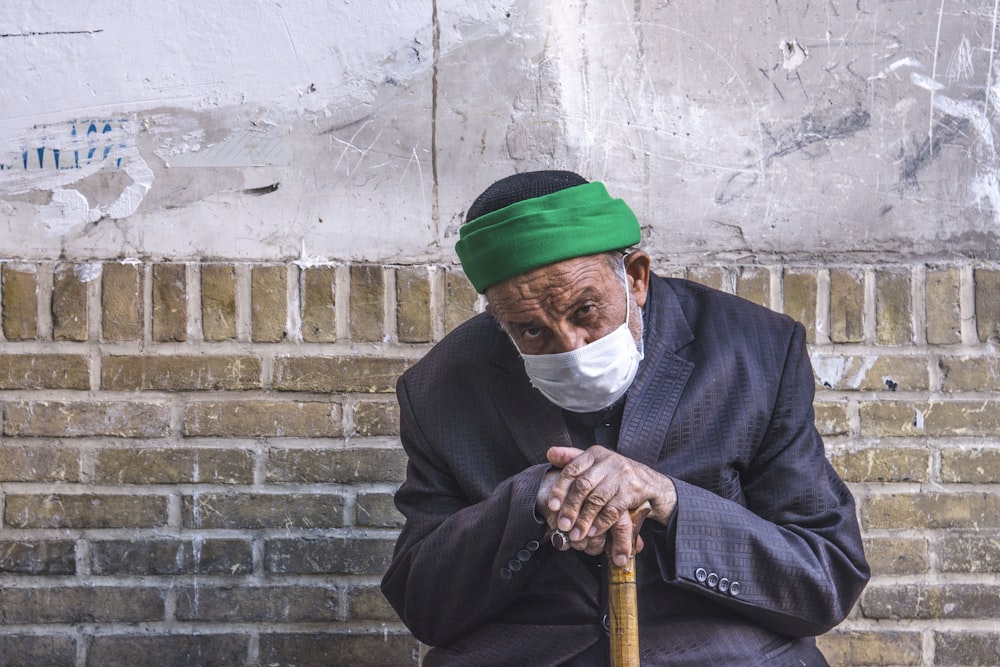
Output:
(2, 2), (1000, 666)
(4, 1), (1000, 262)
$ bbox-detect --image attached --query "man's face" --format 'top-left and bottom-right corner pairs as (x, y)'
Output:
(486, 253), (647, 356)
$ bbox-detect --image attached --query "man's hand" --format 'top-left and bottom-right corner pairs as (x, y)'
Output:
(537, 466), (611, 557)
(537, 446), (677, 567)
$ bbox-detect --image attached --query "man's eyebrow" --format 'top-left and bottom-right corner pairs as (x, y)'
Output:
(505, 287), (605, 328)
(561, 287), (604, 313)
(508, 319), (541, 332)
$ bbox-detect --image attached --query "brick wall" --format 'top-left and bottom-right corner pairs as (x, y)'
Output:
(0, 259), (997, 666)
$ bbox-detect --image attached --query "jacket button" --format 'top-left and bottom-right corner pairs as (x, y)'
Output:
(508, 559), (522, 572)
(706, 572), (719, 588)
(526, 540), (540, 551)
(695, 567), (708, 583)
(517, 549), (531, 562)
(500, 568), (511, 580)
(729, 581), (741, 596)
(718, 577), (730, 593)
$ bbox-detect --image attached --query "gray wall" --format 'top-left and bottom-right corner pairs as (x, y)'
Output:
(3, 1), (997, 262)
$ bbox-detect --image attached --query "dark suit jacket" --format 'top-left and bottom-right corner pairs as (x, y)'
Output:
(381, 274), (870, 666)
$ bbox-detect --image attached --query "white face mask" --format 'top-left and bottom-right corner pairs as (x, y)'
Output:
(519, 280), (644, 413)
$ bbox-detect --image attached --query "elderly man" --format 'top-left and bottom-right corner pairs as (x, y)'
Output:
(381, 170), (869, 666)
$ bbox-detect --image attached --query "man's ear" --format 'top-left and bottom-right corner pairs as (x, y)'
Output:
(624, 251), (651, 307)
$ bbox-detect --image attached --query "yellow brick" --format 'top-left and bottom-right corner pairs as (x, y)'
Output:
(102, 262), (143, 342)
(2, 264), (38, 341)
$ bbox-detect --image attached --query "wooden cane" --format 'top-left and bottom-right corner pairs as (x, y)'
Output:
(606, 500), (652, 667)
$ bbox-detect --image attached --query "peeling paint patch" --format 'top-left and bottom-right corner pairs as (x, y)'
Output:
(780, 39), (808, 71)
(38, 189), (92, 234)
(37, 146), (153, 233)
(74, 263), (102, 282)
(811, 354), (878, 390)
(1, 119), (154, 233)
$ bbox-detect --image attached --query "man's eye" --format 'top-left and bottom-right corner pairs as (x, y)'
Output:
(523, 327), (541, 338)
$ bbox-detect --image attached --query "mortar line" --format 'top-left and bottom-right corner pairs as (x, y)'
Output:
(815, 268), (831, 346)
(236, 263), (253, 342)
(138, 261), (155, 352)
(923, 629), (935, 666)
(187, 262), (202, 342)
(143, 262), (153, 347)
(246, 631), (260, 665)
(336, 264), (351, 342)
(770, 266), (784, 315)
(75, 633), (86, 667)
(912, 263), (927, 347)
(384, 265), (397, 344)
(864, 266), (877, 344)
(89, 262), (103, 350)
(36, 261), (53, 342)
(429, 264), (445, 343)
(959, 263), (977, 345)
(286, 263), (302, 343)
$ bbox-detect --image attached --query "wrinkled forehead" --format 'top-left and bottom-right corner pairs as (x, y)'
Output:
(485, 254), (620, 319)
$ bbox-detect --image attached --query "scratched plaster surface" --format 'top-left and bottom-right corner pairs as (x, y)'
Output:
(533, 0), (1000, 261)
(0, 0), (445, 261)
(2, 0), (999, 261)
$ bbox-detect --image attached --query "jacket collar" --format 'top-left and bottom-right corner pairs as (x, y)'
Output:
(618, 275), (695, 466)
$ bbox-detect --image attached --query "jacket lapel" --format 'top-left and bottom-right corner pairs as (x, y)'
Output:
(487, 327), (573, 467)
(619, 276), (695, 466)
(486, 325), (600, 604)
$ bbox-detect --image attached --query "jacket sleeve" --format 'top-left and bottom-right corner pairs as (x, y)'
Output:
(651, 322), (870, 636)
(379, 375), (552, 647)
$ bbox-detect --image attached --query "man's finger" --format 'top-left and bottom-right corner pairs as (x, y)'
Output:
(609, 512), (634, 567)
(545, 447), (598, 514)
(546, 446), (584, 468)
(555, 466), (605, 533)
(567, 477), (622, 541)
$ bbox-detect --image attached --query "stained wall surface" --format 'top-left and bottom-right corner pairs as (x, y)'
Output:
(3, 1), (999, 262)
(2, 2), (1000, 666)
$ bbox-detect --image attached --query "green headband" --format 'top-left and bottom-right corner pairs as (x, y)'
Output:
(456, 181), (641, 293)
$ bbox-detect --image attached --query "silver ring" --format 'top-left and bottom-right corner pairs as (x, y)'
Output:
(550, 530), (570, 550)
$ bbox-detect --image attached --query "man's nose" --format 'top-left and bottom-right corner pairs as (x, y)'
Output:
(549, 325), (592, 353)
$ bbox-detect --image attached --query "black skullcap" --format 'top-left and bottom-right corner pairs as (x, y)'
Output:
(466, 170), (589, 222)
